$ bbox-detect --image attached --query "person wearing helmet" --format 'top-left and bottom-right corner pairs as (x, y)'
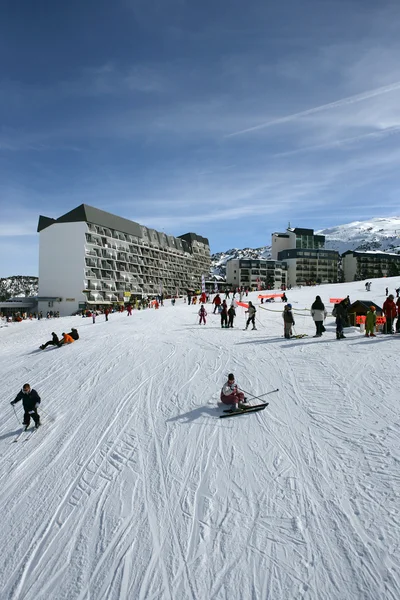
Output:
(282, 304), (295, 338)
(220, 374), (247, 411)
(365, 306), (376, 337)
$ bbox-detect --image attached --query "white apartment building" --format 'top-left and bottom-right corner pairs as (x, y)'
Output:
(225, 258), (287, 289)
(271, 227), (339, 286)
(277, 248), (339, 286)
(342, 250), (400, 282)
(271, 227), (325, 260)
(37, 204), (210, 316)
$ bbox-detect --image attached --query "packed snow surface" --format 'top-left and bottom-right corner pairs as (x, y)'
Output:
(1, 278), (399, 600)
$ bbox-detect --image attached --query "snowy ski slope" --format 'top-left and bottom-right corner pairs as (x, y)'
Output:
(0, 278), (399, 600)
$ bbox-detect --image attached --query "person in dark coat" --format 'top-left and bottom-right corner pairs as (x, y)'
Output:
(220, 300), (228, 328)
(335, 300), (347, 339)
(40, 332), (60, 350)
(311, 296), (327, 337)
(67, 328), (79, 340)
(11, 383), (41, 428)
(227, 305), (236, 328)
(282, 304), (295, 338)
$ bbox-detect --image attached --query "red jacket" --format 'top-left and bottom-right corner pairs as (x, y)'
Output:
(383, 298), (397, 319)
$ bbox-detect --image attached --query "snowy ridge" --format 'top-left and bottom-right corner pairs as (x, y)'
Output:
(317, 216), (400, 255)
(0, 276), (399, 599)
(0, 276), (38, 301)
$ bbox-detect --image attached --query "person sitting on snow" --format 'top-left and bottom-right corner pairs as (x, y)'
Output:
(66, 328), (79, 340)
(40, 332), (60, 350)
(58, 332), (75, 346)
(220, 373), (247, 411)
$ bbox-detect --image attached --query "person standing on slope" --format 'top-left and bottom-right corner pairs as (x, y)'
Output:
(311, 296), (327, 337)
(198, 304), (207, 325)
(227, 304), (236, 328)
(383, 294), (396, 334)
(245, 301), (257, 330)
(220, 300), (228, 328)
(11, 383), (41, 429)
(335, 300), (347, 339)
(212, 293), (221, 314)
(283, 304), (295, 338)
(220, 373), (247, 411)
(365, 306), (376, 337)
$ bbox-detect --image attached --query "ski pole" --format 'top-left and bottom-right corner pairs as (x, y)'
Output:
(241, 388), (279, 402)
(39, 407), (55, 422)
(11, 404), (20, 425)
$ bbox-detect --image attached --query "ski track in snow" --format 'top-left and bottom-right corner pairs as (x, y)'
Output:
(1, 277), (400, 599)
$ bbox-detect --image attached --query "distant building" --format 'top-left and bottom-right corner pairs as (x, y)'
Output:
(225, 258), (287, 289)
(271, 227), (339, 287)
(342, 250), (400, 282)
(277, 248), (339, 287)
(271, 227), (325, 260)
(37, 204), (210, 316)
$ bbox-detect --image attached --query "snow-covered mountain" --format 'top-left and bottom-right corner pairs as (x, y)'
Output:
(211, 246), (271, 278)
(317, 216), (400, 255)
(211, 216), (400, 278)
(0, 276), (38, 301)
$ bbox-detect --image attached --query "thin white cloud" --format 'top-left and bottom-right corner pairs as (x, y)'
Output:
(226, 80), (400, 138)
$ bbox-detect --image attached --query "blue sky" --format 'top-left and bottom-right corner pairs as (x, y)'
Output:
(1, 0), (400, 277)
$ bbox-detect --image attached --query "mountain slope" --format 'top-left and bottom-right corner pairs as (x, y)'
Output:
(0, 278), (399, 599)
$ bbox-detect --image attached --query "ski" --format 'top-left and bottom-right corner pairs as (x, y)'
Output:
(220, 403), (269, 418)
(24, 427), (39, 441)
(12, 427), (30, 443)
(222, 402), (268, 413)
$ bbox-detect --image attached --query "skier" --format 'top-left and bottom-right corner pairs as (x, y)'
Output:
(220, 373), (247, 411)
(198, 304), (207, 325)
(365, 306), (376, 337)
(311, 296), (327, 337)
(10, 383), (41, 429)
(40, 332), (60, 350)
(227, 304), (236, 327)
(282, 304), (295, 338)
(245, 301), (257, 330)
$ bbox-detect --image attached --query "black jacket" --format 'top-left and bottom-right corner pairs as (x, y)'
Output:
(68, 330), (79, 340)
(12, 389), (41, 411)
